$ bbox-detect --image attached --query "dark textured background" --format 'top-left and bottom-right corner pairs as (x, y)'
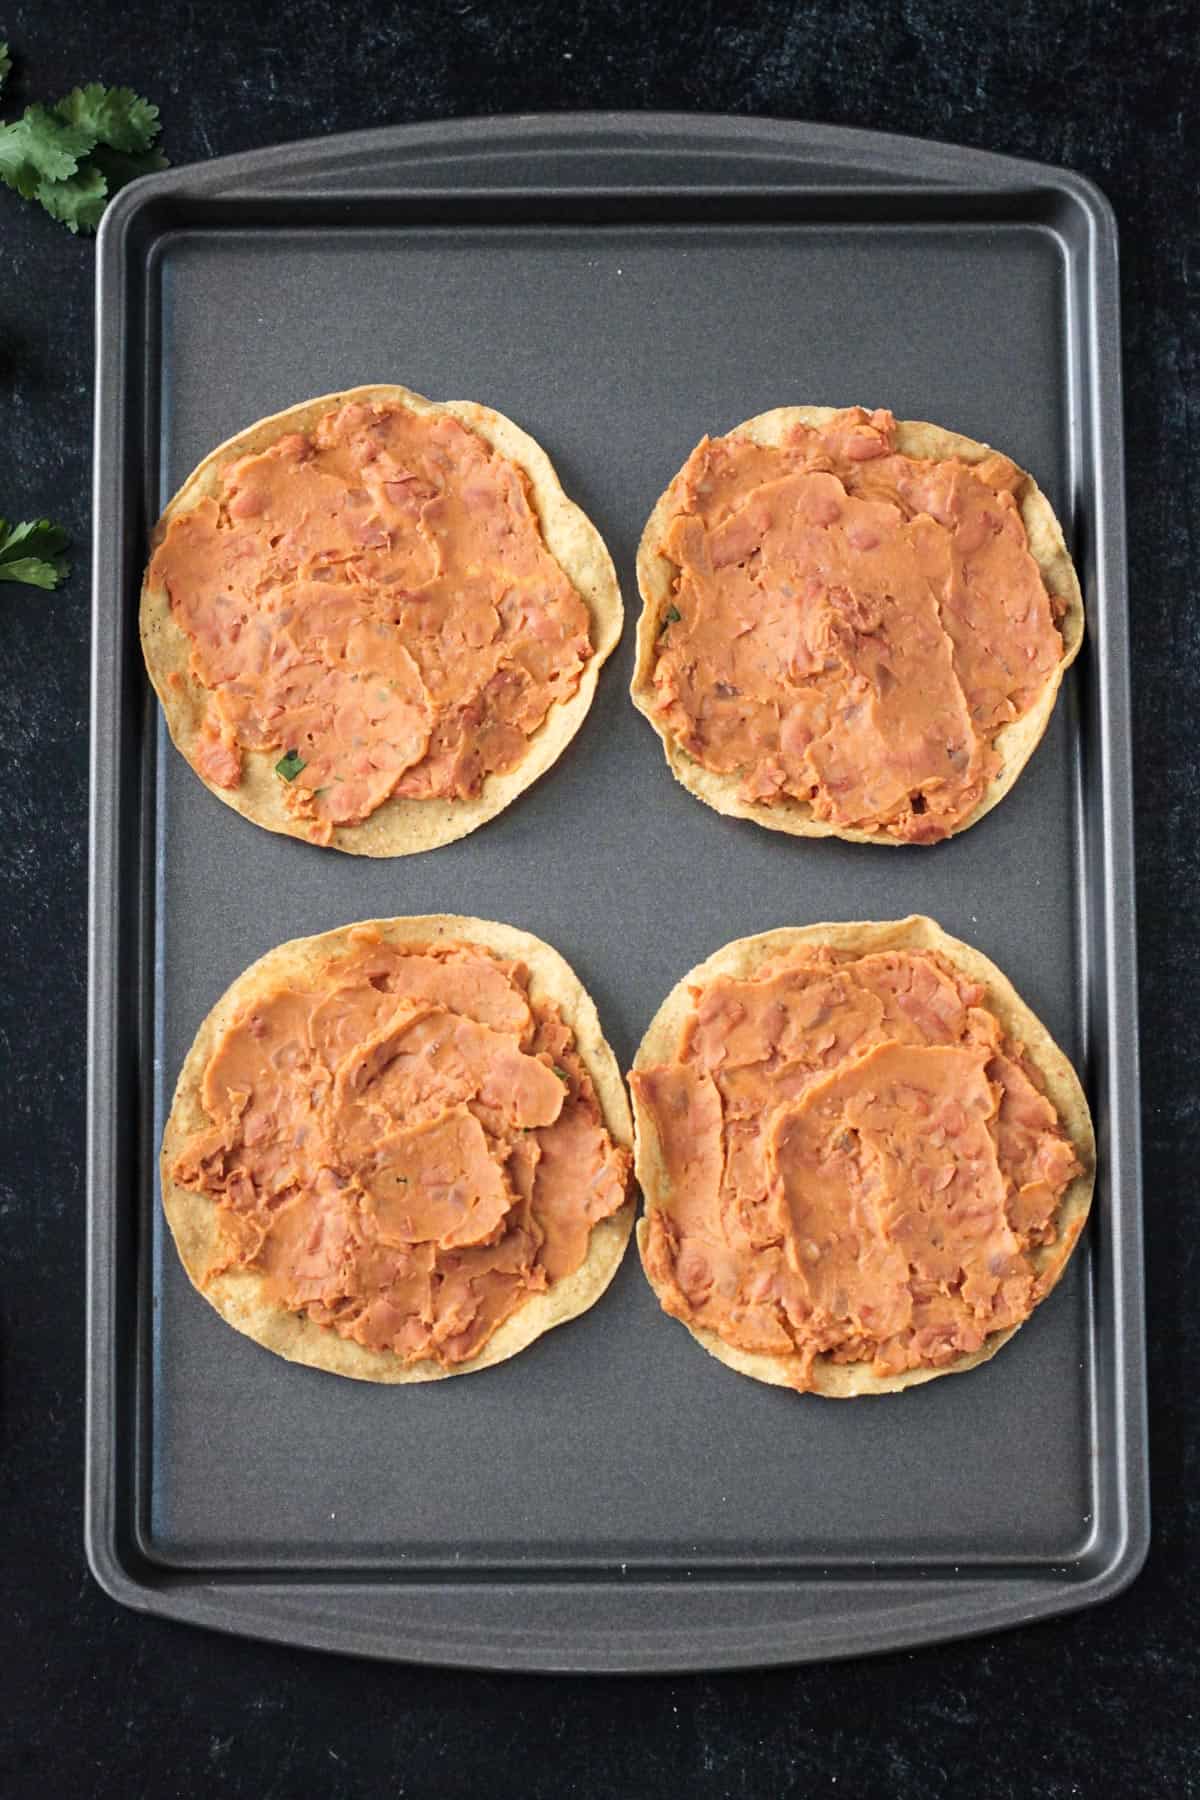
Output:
(1, 1), (1195, 1794)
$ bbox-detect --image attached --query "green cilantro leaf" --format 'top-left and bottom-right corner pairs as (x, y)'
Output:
(89, 141), (169, 190)
(0, 105), (92, 199)
(0, 556), (66, 589)
(0, 517), (69, 562)
(0, 44), (12, 95)
(275, 748), (306, 782)
(660, 603), (681, 632)
(54, 83), (161, 155)
(0, 516), (71, 589)
(36, 162), (108, 233)
(1, 72), (167, 232)
(552, 1064), (570, 1083)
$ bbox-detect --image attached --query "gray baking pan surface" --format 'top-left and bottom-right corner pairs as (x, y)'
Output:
(88, 114), (1147, 1672)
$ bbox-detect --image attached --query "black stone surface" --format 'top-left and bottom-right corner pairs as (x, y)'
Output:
(1, 2), (1194, 1794)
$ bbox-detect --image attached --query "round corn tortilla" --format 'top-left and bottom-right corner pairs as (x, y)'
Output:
(161, 914), (635, 1382)
(632, 407), (1085, 845)
(141, 384), (623, 856)
(631, 914), (1095, 1397)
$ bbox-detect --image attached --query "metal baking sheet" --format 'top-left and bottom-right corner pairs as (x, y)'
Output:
(88, 113), (1148, 1671)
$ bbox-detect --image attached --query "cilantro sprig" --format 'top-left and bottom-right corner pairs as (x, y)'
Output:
(0, 47), (167, 234)
(0, 517), (70, 589)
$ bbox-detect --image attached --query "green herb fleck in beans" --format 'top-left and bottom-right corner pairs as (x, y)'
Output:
(275, 748), (306, 781)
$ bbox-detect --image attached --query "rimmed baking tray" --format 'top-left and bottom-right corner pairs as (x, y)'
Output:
(88, 113), (1147, 1672)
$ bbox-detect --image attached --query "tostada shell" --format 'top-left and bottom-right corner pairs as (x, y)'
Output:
(142, 384), (623, 855)
(632, 407), (1084, 844)
(630, 914), (1095, 1396)
(162, 914), (635, 1382)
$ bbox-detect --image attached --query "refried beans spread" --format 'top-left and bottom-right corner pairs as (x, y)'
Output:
(172, 933), (631, 1368)
(648, 408), (1069, 842)
(150, 402), (593, 843)
(631, 945), (1082, 1389)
